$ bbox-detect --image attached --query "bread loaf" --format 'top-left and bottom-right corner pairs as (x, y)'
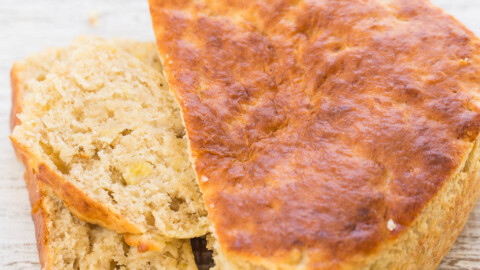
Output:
(149, 0), (480, 268)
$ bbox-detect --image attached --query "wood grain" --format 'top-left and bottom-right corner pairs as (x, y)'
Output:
(0, 0), (479, 269)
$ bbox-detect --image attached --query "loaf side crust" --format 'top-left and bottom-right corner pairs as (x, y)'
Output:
(24, 168), (50, 269)
(365, 141), (480, 269)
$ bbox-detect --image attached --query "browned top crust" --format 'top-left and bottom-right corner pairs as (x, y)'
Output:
(150, 0), (480, 267)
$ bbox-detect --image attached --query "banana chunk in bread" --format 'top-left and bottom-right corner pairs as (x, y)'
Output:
(10, 37), (209, 243)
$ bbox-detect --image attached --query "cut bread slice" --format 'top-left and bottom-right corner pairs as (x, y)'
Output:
(23, 165), (197, 270)
(10, 37), (209, 245)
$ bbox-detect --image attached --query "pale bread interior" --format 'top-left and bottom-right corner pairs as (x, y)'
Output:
(11, 37), (209, 239)
(40, 184), (197, 270)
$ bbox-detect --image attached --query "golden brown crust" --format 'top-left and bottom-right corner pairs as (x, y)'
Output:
(150, 0), (480, 268)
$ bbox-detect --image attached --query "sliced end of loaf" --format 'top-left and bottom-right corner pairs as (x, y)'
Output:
(10, 37), (209, 241)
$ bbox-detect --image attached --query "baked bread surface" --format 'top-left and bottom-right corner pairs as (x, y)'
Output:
(149, 0), (480, 268)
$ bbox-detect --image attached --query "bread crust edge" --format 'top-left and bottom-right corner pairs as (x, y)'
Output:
(24, 168), (50, 269)
(11, 63), (51, 269)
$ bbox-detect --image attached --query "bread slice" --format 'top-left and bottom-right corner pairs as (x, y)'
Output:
(23, 165), (197, 270)
(10, 37), (209, 246)
(149, 0), (480, 268)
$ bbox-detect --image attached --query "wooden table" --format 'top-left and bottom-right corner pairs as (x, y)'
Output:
(0, 0), (479, 269)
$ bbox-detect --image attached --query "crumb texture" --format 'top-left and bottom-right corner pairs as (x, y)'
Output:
(11, 37), (209, 240)
(41, 184), (197, 270)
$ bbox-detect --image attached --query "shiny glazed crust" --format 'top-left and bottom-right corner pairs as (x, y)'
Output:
(149, 0), (480, 268)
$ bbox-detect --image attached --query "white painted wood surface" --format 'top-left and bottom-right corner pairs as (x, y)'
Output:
(0, 0), (480, 269)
